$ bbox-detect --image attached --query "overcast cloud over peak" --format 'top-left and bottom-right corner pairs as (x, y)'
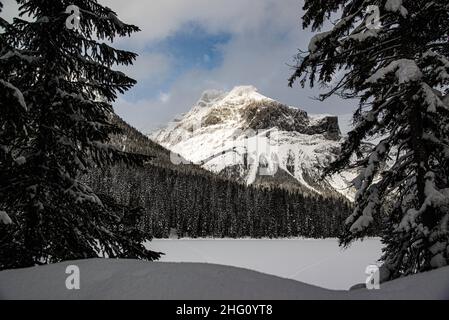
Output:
(2, 0), (356, 133)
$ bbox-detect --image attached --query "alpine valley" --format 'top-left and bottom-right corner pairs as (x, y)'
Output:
(80, 88), (358, 239)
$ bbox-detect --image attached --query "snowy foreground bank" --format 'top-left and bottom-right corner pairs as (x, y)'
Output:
(0, 259), (448, 300)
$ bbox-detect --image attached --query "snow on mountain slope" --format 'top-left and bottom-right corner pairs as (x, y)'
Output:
(151, 86), (356, 199)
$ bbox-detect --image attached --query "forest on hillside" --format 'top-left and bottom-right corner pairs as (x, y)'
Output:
(86, 164), (355, 239)
(81, 116), (366, 239)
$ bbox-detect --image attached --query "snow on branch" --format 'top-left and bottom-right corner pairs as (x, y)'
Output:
(0, 80), (27, 110)
(308, 31), (332, 53)
(0, 50), (36, 63)
(107, 12), (124, 29)
(423, 50), (449, 84)
(349, 187), (378, 233)
(366, 59), (423, 85)
(0, 211), (13, 225)
(385, 0), (408, 18)
(307, 12), (360, 53)
(420, 83), (447, 113)
(347, 29), (379, 42)
(346, 141), (389, 233)
(398, 172), (449, 233)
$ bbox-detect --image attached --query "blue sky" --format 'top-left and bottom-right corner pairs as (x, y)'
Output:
(154, 23), (231, 72)
(2, 0), (356, 133)
(127, 23), (232, 103)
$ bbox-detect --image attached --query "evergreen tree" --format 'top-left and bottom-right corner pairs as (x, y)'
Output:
(0, 0), (33, 253)
(290, 0), (449, 278)
(0, 0), (161, 269)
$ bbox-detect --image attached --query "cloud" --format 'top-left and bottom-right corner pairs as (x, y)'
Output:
(109, 0), (358, 133)
(159, 92), (171, 103)
(117, 52), (171, 83)
(103, 0), (293, 47)
(1, 0), (358, 133)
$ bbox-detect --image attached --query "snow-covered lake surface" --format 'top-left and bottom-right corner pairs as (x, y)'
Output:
(147, 238), (383, 290)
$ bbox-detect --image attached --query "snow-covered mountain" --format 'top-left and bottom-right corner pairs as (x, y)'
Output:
(151, 86), (356, 199)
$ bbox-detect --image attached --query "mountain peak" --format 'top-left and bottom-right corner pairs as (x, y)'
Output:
(197, 89), (226, 107)
(225, 85), (272, 103)
(228, 85), (259, 96)
(154, 86), (342, 142)
(196, 86), (272, 110)
(150, 86), (356, 199)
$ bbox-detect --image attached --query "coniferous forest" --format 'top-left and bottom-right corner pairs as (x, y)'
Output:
(87, 163), (353, 239)
(83, 116), (357, 239)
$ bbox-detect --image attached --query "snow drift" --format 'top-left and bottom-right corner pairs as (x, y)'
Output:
(0, 259), (448, 300)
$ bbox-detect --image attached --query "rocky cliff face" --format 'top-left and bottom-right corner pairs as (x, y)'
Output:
(240, 100), (340, 141)
(151, 86), (356, 199)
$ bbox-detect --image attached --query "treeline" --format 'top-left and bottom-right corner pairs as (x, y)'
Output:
(82, 114), (368, 239)
(85, 163), (354, 239)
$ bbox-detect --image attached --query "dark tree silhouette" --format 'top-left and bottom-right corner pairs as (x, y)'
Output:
(0, 0), (161, 270)
(290, 0), (449, 278)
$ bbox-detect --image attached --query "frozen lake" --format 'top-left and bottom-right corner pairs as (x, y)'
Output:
(147, 238), (383, 290)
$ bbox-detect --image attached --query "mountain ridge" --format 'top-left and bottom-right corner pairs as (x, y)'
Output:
(151, 86), (356, 199)
(82, 112), (354, 239)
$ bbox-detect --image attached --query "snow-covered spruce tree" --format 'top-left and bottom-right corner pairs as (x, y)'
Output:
(0, 1), (33, 238)
(0, 0), (161, 269)
(289, 0), (449, 278)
